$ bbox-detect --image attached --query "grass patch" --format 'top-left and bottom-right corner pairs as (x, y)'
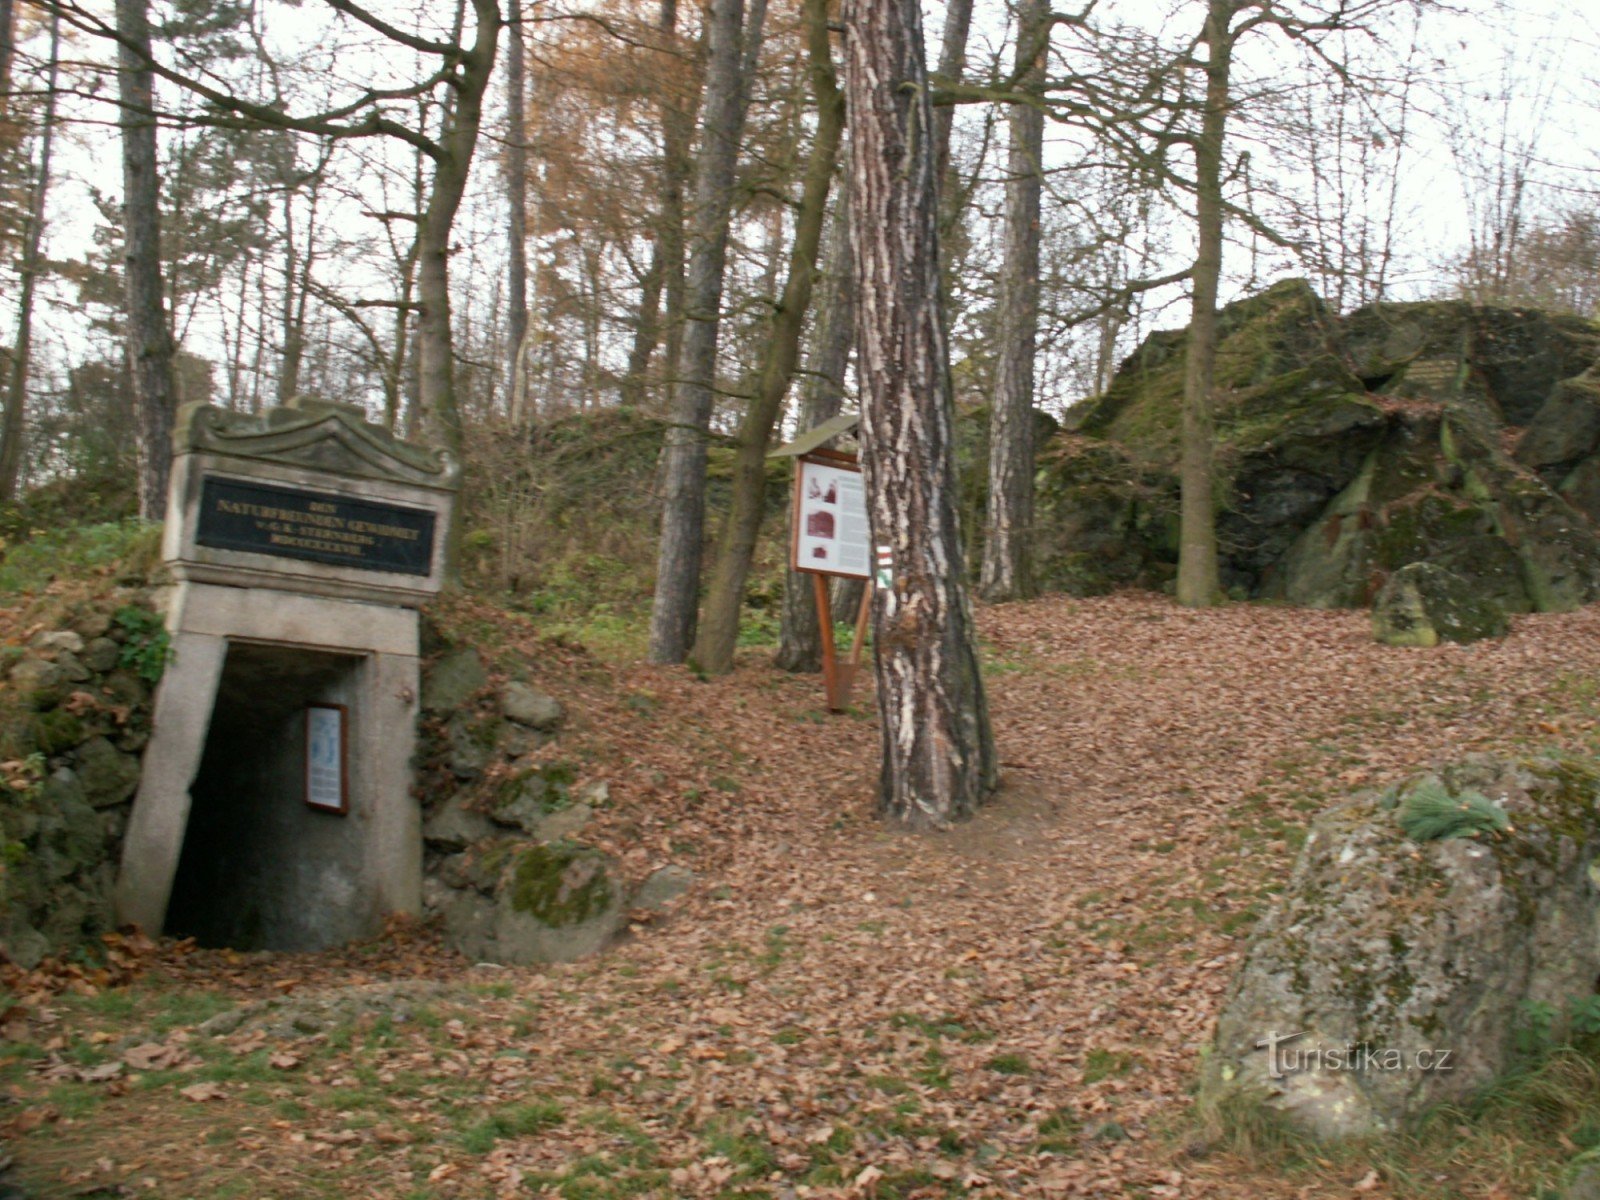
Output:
(459, 1099), (566, 1153)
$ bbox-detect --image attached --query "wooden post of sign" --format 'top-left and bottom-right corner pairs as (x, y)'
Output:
(816, 575), (872, 712)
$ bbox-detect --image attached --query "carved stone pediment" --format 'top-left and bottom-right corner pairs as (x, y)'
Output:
(176, 397), (460, 491)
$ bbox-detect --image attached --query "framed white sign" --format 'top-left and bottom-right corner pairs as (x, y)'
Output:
(305, 703), (348, 814)
(791, 454), (869, 579)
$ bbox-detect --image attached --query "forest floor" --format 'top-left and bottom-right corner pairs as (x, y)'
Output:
(8, 592), (1600, 1200)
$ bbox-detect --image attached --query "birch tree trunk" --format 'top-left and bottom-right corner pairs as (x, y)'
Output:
(0, 6), (60, 500)
(1176, 0), (1231, 607)
(692, 0), (843, 675)
(845, 0), (996, 825)
(774, 174), (854, 673)
(647, 0), (767, 663)
(979, 0), (1048, 601)
(117, 0), (179, 519)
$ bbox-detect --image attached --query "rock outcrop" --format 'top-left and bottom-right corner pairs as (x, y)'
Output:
(1200, 756), (1600, 1140)
(1045, 282), (1600, 611)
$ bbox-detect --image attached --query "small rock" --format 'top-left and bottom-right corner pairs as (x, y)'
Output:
(32, 630), (84, 655)
(634, 864), (695, 911)
(72, 612), (113, 640)
(81, 637), (121, 674)
(422, 649), (488, 715)
(534, 803), (593, 843)
(54, 651), (91, 684)
(0, 924), (50, 971)
(444, 713), (497, 779)
(422, 791), (498, 850)
(74, 737), (142, 808)
(501, 682), (564, 731)
(11, 657), (64, 698)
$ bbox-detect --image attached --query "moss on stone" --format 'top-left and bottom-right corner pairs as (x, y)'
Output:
(28, 710), (84, 757)
(507, 842), (613, 927)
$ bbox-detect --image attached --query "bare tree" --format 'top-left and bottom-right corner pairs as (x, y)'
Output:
(505, 3), (529, 412)
(0, 5), (60, 500)
(845, 0), (995, 824)
(979, 0), (1048, 601)
(647, 0), (768, 663)
(116, 0), (179, 518)
(693, 0), (844, 675)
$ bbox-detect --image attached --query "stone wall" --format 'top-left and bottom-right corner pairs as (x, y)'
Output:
(0, 600), (159, 967)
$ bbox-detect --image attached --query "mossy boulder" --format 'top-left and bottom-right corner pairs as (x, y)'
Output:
(1200, 755), (1600, 1141)
(437, 838), (626, 964)
(1371, 562), (1509, 646)
(1040, 282), (1600, 604)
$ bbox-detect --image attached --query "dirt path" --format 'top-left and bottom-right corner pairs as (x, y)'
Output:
(10, 594), (1600, 1199)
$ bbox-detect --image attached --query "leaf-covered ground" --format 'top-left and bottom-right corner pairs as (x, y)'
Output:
(8, 592), (1600, 1199)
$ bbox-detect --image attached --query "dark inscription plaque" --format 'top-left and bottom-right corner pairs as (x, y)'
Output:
(196, 476), (435, 576)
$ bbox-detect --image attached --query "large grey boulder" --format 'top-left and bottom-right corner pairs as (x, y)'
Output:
(1201, 756), (1600, 1141)
(440, 840), (626, 964)
(1371, 562), (1509, 647)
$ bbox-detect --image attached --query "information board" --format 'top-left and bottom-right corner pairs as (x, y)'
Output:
(792, 456), (869, 579)
(196, 475), (435, 576)
(305, 704), (347, 814)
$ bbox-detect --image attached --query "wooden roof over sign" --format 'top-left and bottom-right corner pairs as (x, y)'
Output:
(767, 411), (860, 459)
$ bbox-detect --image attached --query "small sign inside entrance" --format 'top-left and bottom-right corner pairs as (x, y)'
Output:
(305, 704), (348, 814)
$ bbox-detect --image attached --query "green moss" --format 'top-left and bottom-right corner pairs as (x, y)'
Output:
(494, 761), (577, 818)
(28, 709), (84, 756)
(508, 843), (613, 927)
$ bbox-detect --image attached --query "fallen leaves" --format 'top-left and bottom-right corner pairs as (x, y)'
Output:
(11, 593), (1600, 1198)
(177, 1081), (227, 1102)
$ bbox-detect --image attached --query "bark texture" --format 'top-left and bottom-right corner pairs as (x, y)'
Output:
(1176, 0), (1231, 607)
(648, 0), (767, 663)
(116, 0), (178, 519)
(775, 176), (855, 673)
(844, 0), (996, 825)
(505, 8), (529, 414)
(692, 0), (843, 675)
(417, 0), (500, 471)
(979, 0), (1048, 601)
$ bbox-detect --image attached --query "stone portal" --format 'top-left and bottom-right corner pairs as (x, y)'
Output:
(115, 398), (458, 950)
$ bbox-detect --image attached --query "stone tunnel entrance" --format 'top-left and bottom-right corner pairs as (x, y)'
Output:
(113, 397), (458, 947)
(164, 642), (369, 951)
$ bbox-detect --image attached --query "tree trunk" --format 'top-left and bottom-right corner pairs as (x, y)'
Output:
(0, 6), (60, 501)
(647, 0), (767, 663)
(117, 0), (179, 520)
(415, 0), (500, 579)
(844, 0), (995, 825)
(931, 0), (973, 283)
(775, 173), (854, 673)
(505, 7), (529, 412)
(1175, 0), (1231, 608)
(978, 0), (1047, 601)
(0, 0), (15, 105)
(692, 0), (843, 675)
